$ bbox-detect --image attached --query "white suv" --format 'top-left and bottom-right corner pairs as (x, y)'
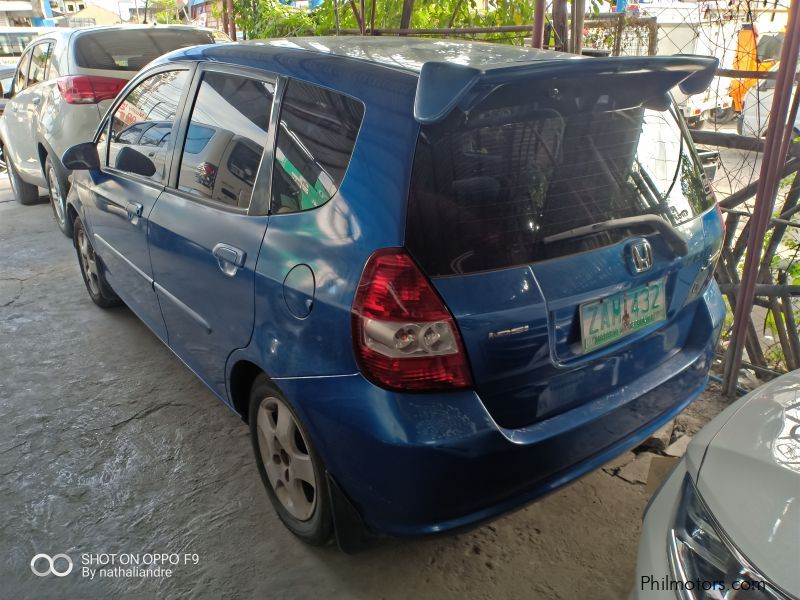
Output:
(0, 25), (221, 236)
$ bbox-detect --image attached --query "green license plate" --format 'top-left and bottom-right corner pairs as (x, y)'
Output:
(579, 278), (667, 353)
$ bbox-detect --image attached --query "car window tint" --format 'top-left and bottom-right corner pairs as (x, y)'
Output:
(270, 80), (364, 214)
(108, 70), (189, 184)
(177, 71), (275, 209)
(406, 80), (713, 276)
(14, 49), (31, 92)
(28, 42), (51, 86)
(140, 123), (171, 147)
(184, 124), (215, 154)
(74, 29), (214, 72)
(115, 123), (147, 144)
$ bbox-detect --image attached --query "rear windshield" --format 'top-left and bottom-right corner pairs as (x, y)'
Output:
(74, 29), (214, 72)
(406, 80), (714, 276)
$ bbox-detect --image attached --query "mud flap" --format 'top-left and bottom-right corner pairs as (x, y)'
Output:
(327, 472), (372, 553)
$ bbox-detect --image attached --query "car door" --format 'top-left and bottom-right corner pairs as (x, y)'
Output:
(88, 66), (194, 342)
(10, 41), (53, 181)
(3, 46), (32, 173)
(148, 66), (276, 398)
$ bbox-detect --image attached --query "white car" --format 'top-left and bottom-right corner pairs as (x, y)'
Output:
(0, 25), (219, 236)
(738, 65), (800, 138)
(632, 369), (800, 599)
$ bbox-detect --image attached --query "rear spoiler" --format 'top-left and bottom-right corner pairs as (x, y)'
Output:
(413, 54), (719, 124)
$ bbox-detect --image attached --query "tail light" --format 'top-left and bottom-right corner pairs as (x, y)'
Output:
(57, 76), (128, 105)
(351, 249), (473, 391)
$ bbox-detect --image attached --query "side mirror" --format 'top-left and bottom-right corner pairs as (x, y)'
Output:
(62, 142), (100, 171)
(115, 146), (156, 178)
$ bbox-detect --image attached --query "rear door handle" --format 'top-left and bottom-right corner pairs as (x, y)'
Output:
(32, 97), (40, 105)
(126, 201), (143, 221)
(212, 243), (246, 277)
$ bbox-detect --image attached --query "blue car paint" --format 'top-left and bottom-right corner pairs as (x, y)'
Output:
(67, 38), (726, 538)
(83, 169), (169, 342)
(263, 283), (723, 535)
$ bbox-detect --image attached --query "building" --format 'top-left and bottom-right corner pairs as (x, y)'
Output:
(0, 0), (57, 26)
(64, 2), (120, 25)
(189, 0), (220, 30)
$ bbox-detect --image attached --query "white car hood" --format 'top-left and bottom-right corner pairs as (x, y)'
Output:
(696, 371), (800, 594)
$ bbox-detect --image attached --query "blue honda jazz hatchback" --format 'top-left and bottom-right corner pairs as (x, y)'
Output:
(62, 37), (726, 549)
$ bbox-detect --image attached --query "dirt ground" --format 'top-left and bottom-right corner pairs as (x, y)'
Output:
(0, 179), (733, 600)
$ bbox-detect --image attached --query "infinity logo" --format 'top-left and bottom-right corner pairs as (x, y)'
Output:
(30, 553), (73, 577)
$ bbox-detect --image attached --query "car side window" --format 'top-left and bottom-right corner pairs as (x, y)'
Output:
(176, 70), (275, 210)
(14, 49), (31, 93)
(28, 42), (52, 86)
(270, 80), (364, 214)
(107, 70), (189, 184)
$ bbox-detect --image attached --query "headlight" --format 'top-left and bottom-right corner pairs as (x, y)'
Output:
(669, 476), (792, 599)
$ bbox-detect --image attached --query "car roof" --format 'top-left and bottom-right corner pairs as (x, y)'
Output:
(204, 36), (572, 74)
(63, 24), (214, 35)
(162, 37), (717, 124)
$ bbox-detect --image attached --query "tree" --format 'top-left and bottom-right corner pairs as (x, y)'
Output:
(238, 0), (539, 44)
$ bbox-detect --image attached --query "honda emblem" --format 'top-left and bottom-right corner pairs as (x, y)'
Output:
(629, 239), (653, 273)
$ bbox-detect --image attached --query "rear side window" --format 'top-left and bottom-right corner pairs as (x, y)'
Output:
(74, 29), (214, 72)
(177, 71), (275, 209)
(28, 42), (52, 86)
(108, 70), (189, 183)
(406, 81), (713, 276)
(270, 80), (364, 213)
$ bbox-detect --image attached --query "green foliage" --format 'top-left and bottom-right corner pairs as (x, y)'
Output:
(238, 0), (548, 44)
(235, 0), (316, 38)
(147, 0), (181, 24)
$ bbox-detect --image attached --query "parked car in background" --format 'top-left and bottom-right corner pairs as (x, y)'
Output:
(738, 63), (800, 138)
(633, 369), (800, 599)
(0, 24), (218, 237)
(62, 38), (725, 548)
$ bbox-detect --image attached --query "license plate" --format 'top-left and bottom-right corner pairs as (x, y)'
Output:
(579, 278), (667, 353)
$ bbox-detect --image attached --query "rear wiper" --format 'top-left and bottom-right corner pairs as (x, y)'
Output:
(542, 215), (689, 256)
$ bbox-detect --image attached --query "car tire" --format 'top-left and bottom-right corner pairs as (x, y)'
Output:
(710, 106), (735, 124)
(249, 374), (333, 545)
(6, 153), (39, 205)
(45, 155), (72, 238)
(73, 217), (121, 308)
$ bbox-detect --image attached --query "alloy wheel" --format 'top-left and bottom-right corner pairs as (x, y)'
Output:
(256, 396), (317, 521)
(77, 228), (100, 296)
(47, 166), (66, 227)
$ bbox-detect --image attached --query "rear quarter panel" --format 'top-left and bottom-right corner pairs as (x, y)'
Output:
(224, 50), (420, 385)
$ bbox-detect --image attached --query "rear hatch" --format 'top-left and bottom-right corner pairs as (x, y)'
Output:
(406, 61), (723, 428)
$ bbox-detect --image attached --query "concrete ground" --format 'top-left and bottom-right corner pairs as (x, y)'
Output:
(0, 178), (730, 600)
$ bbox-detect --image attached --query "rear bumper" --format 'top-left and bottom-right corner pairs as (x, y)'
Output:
(277, 283), (725, 537)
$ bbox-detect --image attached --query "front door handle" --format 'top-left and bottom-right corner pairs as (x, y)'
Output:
(32, 96), (40, 105)
(212, 243), (246, 277)
(126, 201), (143, 221)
